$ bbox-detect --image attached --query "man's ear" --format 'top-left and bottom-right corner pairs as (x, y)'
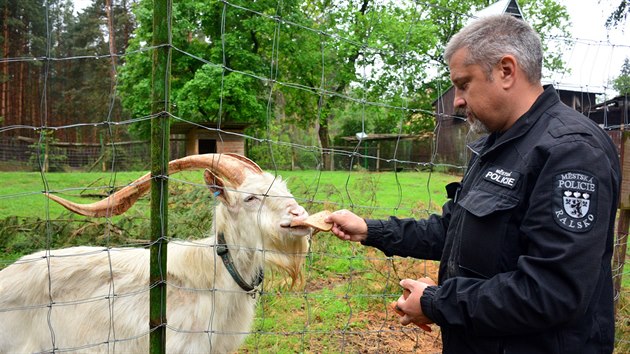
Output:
(498, 55), (517, 89)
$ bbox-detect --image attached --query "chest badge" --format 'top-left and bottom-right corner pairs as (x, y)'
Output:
(553, 172), (597, 232)
(482, 166), (520, 189)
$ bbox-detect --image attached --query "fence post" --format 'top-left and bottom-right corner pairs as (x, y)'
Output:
(149, 0), (171, 352)
(614, 210), (630, 311)
(614, 131), (630, 313)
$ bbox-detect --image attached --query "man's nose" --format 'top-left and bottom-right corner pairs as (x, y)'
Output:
(453, 95), (465, 108)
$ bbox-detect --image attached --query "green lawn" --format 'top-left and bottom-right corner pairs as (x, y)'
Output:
(0, 171), (148, 218)
(0, 169), (460, 220)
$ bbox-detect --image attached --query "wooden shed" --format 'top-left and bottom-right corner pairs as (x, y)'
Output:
(585, 94), (629, 129)
(170, 122), (250, 156)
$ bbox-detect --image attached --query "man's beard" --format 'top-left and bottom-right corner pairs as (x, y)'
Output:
(468, 115), (490, 134)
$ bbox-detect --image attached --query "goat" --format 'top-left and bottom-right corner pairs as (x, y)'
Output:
(0, 153), (311, 353)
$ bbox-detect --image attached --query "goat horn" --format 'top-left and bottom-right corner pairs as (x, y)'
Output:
(45, 153), (263, 217)
(222, 153), (263, 174)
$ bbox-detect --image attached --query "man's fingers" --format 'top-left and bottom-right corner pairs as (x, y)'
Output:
(400, 277), (436, 290)
(390, 301), (405, 316)
(399, 278), (415, 290)
(417, 323), (432, 332)
(392, 301), (432, 331)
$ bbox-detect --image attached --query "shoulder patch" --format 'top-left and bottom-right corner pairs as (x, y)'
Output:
(552, 171), (597, 232)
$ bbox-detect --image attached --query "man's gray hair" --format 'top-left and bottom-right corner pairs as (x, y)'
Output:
(444, 14), (543, 84)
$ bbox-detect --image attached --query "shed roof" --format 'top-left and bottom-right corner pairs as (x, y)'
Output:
(170, 122), (251, 135)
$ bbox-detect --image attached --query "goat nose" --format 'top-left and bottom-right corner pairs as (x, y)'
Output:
(289, 205), (307, 216)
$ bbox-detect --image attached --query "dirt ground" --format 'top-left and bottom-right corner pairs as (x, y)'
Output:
(341, 311), (443, 353)
(306, 256), (444, 353)
(343, 258), (443, 353)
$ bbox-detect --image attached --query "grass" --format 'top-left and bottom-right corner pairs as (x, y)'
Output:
(0, 171), (148, 218)
(0, 169), (459, 220)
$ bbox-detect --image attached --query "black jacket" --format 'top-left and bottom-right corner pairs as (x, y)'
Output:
(364, 86), (620, 353)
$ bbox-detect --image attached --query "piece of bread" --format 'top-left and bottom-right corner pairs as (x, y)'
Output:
(291, 210), (333, 231)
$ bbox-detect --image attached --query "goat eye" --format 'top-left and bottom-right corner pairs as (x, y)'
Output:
(244, 195), (258, 203)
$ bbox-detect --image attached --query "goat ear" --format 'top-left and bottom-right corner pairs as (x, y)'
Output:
(204, 169), (232, 205)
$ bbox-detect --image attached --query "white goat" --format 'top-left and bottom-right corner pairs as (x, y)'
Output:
(0, 153), (311, 353)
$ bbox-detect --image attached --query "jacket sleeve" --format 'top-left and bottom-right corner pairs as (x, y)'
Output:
(361, 198), (453, 261)
(420, 138), (619, 336)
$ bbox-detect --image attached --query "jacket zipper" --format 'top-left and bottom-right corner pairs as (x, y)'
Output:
(446, 147), (482, 278)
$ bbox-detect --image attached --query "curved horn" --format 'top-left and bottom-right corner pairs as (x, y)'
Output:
(46, 154), (262, 217)
(223, 153), (263, 174)
(169, 153), (262, 184)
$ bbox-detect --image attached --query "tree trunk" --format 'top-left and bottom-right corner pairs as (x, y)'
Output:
(315, 0), (371, 171)
(1, 6), (9, 122)
(315, 94), (330, 170)
(105, 0), (118, 74)
(105, 0), (119, 131)
(121, 0), (132, 50)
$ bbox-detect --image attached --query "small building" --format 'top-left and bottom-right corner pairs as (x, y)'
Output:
(553, 84), (601, 113)
(585, 94), (629, 129)
(170, 122), (250, 157)
(432, 87), (469, 168)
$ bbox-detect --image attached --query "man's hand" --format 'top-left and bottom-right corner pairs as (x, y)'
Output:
(393, 278), (437, 330)
(324, 209), (368, 242)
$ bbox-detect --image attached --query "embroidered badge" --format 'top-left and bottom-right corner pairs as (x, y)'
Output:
(552, 171), (597, 232)
(482, 166), (520, 189)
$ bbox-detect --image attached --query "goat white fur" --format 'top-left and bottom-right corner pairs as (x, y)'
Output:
(0, 154), (311, 353)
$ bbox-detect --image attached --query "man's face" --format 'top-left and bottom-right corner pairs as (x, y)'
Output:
(449, 48), (505, 134)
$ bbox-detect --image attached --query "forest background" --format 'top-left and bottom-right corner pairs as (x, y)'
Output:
(1, 0), (628, 173)
(1, 0), (629, 352)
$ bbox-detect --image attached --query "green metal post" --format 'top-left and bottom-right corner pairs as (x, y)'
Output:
(150, 0), (171, 352)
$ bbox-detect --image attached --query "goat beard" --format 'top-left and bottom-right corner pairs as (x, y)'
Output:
(267, 254), (305, 288)
(265, 238), (309, 289)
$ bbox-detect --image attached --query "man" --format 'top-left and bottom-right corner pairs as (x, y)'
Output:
(325, 14), (620, 353)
